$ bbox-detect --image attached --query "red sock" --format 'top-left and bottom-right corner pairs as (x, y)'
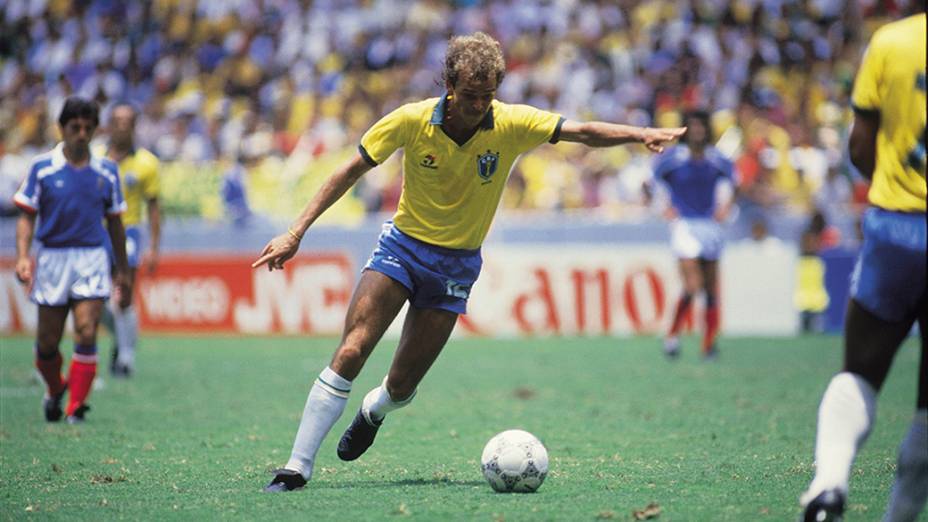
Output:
(702, 305), (719, 353)
(66, 350), (97, 416)
(35, 350), (65, 396)
(668, 294), (693, 337)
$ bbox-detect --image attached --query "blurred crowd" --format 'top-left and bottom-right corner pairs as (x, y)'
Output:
(0, 0), (908, 240)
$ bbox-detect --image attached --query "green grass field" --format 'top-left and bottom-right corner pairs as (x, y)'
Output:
(0, 334), (922, 521)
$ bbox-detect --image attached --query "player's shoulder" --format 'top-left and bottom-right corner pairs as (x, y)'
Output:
(134, 147), (160, 166)
(92, 154), (120, 178)
(705, 146), (733, 168)
(870, 13), (926, 49)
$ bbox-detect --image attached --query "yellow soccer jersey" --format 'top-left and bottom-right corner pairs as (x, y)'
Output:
(113, 148), (160, 226)
(360, 96), (563, 249)
(851, 13), (927, 212)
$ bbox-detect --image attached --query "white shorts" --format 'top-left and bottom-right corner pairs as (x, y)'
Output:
(32, 246), (111, 306)
(670, 218), (724, 260)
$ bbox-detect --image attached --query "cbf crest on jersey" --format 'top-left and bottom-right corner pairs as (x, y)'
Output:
(476, 150), (500, 182)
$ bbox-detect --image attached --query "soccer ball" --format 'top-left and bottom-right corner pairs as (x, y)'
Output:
(480, 429), (549, 493)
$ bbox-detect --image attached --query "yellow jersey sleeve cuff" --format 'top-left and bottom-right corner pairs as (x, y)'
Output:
(358, 145), (378, 167)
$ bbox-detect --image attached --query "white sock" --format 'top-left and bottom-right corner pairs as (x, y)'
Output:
(114, 305), (138, 367)
(361, 376), (416, 423)
(285, 367), (351, 480)
(882, 409), (928, 522)
(801, 372), (877, 505)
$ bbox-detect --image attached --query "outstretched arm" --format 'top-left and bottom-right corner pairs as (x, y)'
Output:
(559, 120), (686, 153)
(252, 152), (373, 270)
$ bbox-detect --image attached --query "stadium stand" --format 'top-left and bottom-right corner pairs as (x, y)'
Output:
(1, 0), (892, 238)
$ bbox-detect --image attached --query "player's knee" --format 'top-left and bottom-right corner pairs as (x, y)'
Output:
(35, 335), (61, 355)
(73, 322), (97, 344)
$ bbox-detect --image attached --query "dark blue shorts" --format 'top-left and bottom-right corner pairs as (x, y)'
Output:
(850, 208), (927, 322)
(364, 222), (482, 314)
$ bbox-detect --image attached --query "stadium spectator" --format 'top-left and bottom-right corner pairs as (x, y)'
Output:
(795, 223), (830, 334)
(100, 101), (161, 377)
(652, 110), (735, 360)
(13, 96), (130, 424)
(799, 9), (926, 521)
(0, 0), (873, 228)
(253, 31), (685, 492)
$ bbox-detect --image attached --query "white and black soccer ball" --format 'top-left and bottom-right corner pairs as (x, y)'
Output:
(480, 429), (548, 493)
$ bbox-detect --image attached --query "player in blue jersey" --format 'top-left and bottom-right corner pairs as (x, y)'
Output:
(652, 111), (734, 360)
(254, 32), (686, 492)
(800, 11), (926, 522)
(14, 97), (130, 424)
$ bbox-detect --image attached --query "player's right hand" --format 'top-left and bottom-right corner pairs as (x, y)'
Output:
(252, 233), (301, 271)
(14, 257), (32, 286)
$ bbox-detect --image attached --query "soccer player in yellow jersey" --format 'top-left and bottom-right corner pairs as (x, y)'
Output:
(800, 10), (926, 522)
(103, 102), (161, 377)
(253, 32), (686, 492)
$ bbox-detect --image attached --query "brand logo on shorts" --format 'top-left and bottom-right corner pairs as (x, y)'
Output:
(445, 280), (471, 299)
(476, 150), (500, 183)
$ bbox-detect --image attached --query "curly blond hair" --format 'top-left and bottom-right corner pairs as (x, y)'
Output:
(442, 32), (506, 88)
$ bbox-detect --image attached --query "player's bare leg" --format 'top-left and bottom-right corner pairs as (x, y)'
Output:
(35, 305), (70, 421)
(65, 298), (105, 423)
(665, 258), (702, 358)
(801, 300), (915, 519)
(700, 259), (720, 359)
(882, 301), (928, 522)
(267, 271), (408, 492)
(338, 304), (458, 462)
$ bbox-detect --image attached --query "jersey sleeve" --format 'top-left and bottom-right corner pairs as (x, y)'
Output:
(359, 104), (411, 166)
(652, 148), (676, 182)
(106, 163), (127, 216)
(12, 160), (41, 213)
(509, 104), (564, 153)
(140, 152), (161, 199)
(851, 32), (885, 113)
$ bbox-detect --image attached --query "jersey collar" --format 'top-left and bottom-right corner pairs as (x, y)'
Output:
(429, 92), (495, 130)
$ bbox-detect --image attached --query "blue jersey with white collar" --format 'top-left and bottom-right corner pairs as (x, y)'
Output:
(14, 143), (126, 248)
(654, 145), (734, 219)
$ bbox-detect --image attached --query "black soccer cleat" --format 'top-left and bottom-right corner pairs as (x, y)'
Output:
(66, 404), (91, 425)
(802, 489), (845, 522)
(264, 469), (306, 492)
(111, 362), (133, 379)
(337, 409), (382, 461)
(43, 385), (67, 422)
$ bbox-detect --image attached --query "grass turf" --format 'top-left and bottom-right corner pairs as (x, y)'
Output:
(0, 334), (922, 521)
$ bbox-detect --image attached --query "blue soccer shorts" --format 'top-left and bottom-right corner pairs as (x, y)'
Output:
(850, 207), (927, 322)
(104, 225), (144, 269)
(363, 222), (482, 314)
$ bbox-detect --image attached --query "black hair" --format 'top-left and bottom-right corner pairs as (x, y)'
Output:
(684, 110), (713, 143)
(58, 96), (100, 127)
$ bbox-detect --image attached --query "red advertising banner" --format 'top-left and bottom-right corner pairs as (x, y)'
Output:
(0, 253), (357, 335)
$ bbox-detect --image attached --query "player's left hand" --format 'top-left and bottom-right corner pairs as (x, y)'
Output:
(642, 127), (687, 153)
(113, 271), (131, 308)
(252, 233), (301, 271)
(143, 249), (159, 274)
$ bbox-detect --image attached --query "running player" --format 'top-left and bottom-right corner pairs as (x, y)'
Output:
(103, 102), (161, 377)
(253, 32), (686, 492)
(800, 10), (926, 522)
(14, 96), (130, 424)
(653, 110), (735, 360)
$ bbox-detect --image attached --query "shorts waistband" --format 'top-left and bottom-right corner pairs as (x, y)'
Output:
(386, 222), (481, 257)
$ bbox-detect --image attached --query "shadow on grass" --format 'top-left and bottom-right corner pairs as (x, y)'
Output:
(310, 477), (487, 490)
